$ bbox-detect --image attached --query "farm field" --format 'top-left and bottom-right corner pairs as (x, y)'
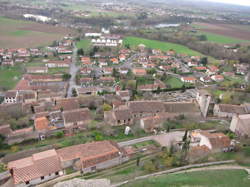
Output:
(0, 16), (72, 48)
(197, 31), (246, 44)
(192, 22), (250, 43)
(122, 169), (250, 187)
(124, 37), (203, 56)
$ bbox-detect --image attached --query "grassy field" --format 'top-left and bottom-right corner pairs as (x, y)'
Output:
(76, 39), (91, 50)
(124, 37), (202, 56)
(164, 77), (184, 89)
(122, 169), (250, 187)
(198, 31), (247, 44)
(0, 16), (71, 48)
(0, 66), (23, 90)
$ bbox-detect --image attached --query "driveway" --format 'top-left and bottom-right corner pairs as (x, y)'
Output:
(118, 131), (185, 147)
(67, 44), (80, 97)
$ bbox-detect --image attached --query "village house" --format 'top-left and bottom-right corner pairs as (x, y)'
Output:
(119, 54), (126, 62)
(79, 77), (94, 87)
(103, 67), (113, 75)
(81, 56), (91, 66)
(110, 58), (119, 64)
(80, 67), (92, 75)
(54, 98), (80, 111)
(34, 116), (54, 132)
(4, 90), (18, 103)
(181, 77), (197, 84)
(116, 90), (130, 101)
(56, 140), (128, 173)
(206, 65), (219, 75)
(46, 60), (70, 68)
(62, 108), (91, 130)
(132, 68), (147, 76)
(191, 131), (232, 153)
(119, 68), (129, 75)
(140, 113), (179, 133)
(8, 149), (63, 187)
(194, 66), (207, 71)
(200, 76), (212, 83)
(76, 87), (101, 96)
(211, 74), (224, 82)
(57, 47), (73, 54)
(26, 67), (48, 74)
(230, 114), (250, 138)
(98, 77), (115, 85)
(104, 106), (133, 126)
(213, 104), (248, 118)
(98, 59), (108, 67)
(188, 61), (198, 67)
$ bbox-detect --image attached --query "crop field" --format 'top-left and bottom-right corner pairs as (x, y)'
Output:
(0, 16), (72, 48)
(192, 22), (250, 43)
(124, 37), (203, 56)
(122, 169), (250, 187)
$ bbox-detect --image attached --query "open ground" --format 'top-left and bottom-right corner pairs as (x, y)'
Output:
(0, 16), (72, 48)
(192, 22), (250, 44)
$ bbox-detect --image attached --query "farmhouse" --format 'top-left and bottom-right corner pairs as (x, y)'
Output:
(211, 75), (224, 82)
(127, 101), (165, 118)
(213, 104), (248, 118)
(230, 114), (250, 137)
(62, 108), (91, 129)
(104, 106), (133, 126)
(191, 131), (232, 153)
(140, 113), (179, 132)
(8, 149), (63, 187)
(56, 140), (128, 173)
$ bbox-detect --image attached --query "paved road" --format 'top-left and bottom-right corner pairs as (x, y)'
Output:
(67, 44), (80, 97)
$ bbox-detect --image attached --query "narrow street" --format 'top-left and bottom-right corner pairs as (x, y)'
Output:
(67, 43), (80, 97)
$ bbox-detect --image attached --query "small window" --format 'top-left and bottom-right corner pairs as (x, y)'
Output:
(25, 181), (30, 185)
(55, 172), (59, 175)
(118, 120), (121, 123)
(41, 176), (44, 180)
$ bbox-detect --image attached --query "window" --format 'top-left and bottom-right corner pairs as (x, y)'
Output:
(55, 172), (59, 175)
(118, 120), (121, 124)
(41, 176), (44, 180)
(25, 181), (30, 185)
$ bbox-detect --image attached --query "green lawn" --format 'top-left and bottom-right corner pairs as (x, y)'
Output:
(198, 32), (247, 44)
(76, 39), (91, 50)
(48, 67), (69, 74)
(10, 30), (32, 36)
(122, 169), (250, 187)
(164, 77), (184, 89)
(123, 37), (202, 56)
(0, 66), (23, 90)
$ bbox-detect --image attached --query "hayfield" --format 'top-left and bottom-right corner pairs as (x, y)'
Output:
(193, 22), (250, 43)
(122, 169), (250, 187)
(0, 17), (72, 48)
(124, 36), (202, 56)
